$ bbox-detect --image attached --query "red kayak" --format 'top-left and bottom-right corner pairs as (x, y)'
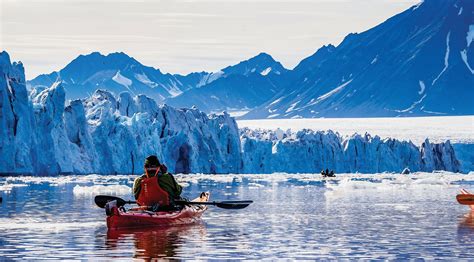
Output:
(107, 192), (210, 230)
(456, 189), (474, 211)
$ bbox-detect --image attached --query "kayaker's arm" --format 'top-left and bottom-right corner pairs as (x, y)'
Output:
(169, 173), (183, 197)
(132, 176), (143, 200)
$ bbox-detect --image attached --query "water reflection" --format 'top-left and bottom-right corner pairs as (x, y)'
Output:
(457, 211), (474, 243)
(2, 173), (474, 259)
(105, 223), (207, 259)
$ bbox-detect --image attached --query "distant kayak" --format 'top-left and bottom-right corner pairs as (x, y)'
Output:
(321, 170), (336, 178)
(456, 189), (474, 211)
(106, 193), (210, 230)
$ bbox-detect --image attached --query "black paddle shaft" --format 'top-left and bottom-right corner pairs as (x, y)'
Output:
(175, 200), (253, 209)
(95, 195), (253, 209)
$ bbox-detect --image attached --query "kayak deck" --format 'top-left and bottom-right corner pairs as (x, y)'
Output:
(107, 192), (210, 229)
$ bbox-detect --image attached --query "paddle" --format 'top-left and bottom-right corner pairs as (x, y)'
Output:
(94, 195), (253, 210)
(456, 194), (474, 205)
(176, 200), (253, 209)
(95, 195), (135, 208)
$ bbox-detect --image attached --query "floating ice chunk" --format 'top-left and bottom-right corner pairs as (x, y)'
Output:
(72, 184), (132, 197)
(0, 183), (28, 192)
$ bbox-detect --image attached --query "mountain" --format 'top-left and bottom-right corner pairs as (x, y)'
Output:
(243, 0), (474, 119)
(27, 52), (208, 102)
(28, 52), (289, 113)
(165, 53), (290, 113)
(220, 52), (287, 76)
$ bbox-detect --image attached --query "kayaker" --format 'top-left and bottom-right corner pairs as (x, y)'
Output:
(321, 169), (336, 177)
(133, 155), (183, 210)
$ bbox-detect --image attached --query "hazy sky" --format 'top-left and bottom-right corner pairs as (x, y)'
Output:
(1, 0), (419, 79)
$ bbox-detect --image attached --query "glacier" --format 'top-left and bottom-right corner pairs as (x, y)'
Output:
(0, 51), (467, 175)
(240, 128), (461, 174)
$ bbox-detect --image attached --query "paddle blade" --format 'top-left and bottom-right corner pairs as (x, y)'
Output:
(456, 194), (474, 205)
(215, 201), (253, 209)
(95, 195), (127, 208)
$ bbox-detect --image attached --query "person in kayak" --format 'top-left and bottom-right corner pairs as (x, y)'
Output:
(133, 155), (183, 210)
(321, 169), (336, 177)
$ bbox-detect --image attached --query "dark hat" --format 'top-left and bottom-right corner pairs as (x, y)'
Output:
(145, 155), (160, 167)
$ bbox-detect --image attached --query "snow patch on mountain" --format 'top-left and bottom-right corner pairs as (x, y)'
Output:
(467, 25), (474, 48)
(162, 80), (183, 97)
(269, 97), (283, 106)
(134, 73), (158, 88)
(112, 71), (133, 91)
(396, 94), (427, 113)
(371, 56), (378, 64)
(460, 50), (474, 74)
(260, 67), (272, 76)
(432, 32), (451, 86)
(196, 71), (224, 88)
(311, 79), (353, 106)
(418, 80), (426, 95)
(285, 101), (300, 113)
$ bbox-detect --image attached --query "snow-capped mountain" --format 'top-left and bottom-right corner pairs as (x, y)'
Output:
(165, 53), (290, 113)
(220, 52), (287, 76)
(244, 0), (474, 119)
(28, 52), (289, 113)
(27, 52), (206, 103)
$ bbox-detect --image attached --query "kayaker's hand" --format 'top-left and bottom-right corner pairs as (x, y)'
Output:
(151, 203), (160, 212)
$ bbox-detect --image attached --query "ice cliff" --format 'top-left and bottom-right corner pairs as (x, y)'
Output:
(240, 128), (461, 173)
(0, 52), (465, 175)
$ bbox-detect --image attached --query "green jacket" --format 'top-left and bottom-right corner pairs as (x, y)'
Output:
(133, 171), (183, 201)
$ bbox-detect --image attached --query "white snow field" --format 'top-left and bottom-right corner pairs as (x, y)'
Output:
(238, 116), (474, 145)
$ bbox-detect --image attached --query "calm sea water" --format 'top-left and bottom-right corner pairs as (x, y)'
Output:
(1, 173), (474, 260)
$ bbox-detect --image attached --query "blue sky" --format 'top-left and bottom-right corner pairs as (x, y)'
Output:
(1, 0), (419, 79)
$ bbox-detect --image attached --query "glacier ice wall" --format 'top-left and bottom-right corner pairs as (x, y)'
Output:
(0, 51), (466, 175)
(0, 52), (36, 174)
(240, 128), (462, 173)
